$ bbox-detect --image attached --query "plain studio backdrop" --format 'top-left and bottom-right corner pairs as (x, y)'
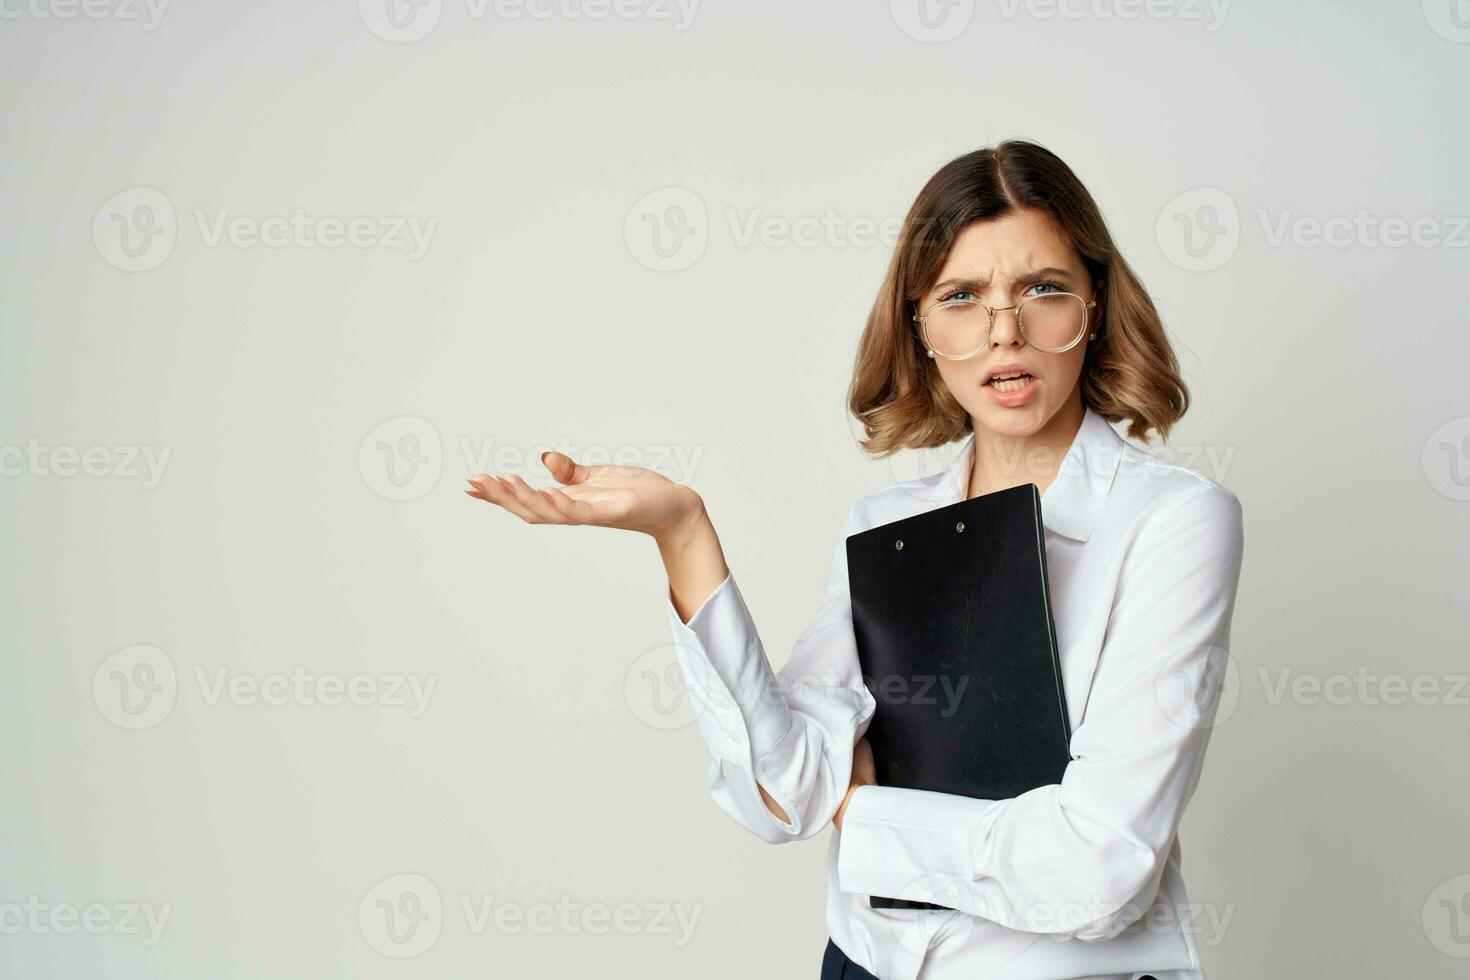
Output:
(2, 2), (1467, 977)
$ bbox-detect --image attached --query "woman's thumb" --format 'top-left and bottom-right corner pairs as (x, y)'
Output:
(541, 450), (573, 483)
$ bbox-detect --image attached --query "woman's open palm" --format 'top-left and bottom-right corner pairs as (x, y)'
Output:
(465, 451), (702, 539)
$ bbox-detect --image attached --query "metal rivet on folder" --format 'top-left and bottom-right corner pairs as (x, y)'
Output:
(955, 521), (965, 533)
(894, 539), (903, 550)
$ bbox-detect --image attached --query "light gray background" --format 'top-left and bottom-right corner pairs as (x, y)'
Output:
(3, 2), (1468, 977)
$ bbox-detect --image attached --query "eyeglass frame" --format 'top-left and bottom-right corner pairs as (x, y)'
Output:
(911, 289), (1098, 360)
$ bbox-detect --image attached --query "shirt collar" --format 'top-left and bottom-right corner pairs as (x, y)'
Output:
(925, 404), (1127, 542)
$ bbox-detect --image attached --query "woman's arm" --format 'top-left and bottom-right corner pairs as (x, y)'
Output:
(662, 502), (876, 843)
(835, 483), (1245, 941)
(466, 453), (873, 840)
(657, 506), (794, 824)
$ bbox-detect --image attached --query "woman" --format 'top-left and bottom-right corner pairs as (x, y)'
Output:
(466, 141), (1245, 980)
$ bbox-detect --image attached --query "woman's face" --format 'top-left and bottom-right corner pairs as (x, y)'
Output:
(917, 208), (1100, 440)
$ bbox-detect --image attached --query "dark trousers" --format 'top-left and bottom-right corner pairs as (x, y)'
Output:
(820, 938), (1158, 980)
(820, 939), (880, 980)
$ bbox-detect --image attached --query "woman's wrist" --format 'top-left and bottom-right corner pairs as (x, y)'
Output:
(657, 499), (730, 625)
(653, 491), (712, 551)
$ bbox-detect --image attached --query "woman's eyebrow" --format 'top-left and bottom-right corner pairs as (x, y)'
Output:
(929, 267), (1074, 295)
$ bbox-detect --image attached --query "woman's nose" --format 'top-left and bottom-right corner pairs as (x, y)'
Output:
(988, 304), (1024, 346)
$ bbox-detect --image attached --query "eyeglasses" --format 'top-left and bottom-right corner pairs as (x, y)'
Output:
(913, 290), (1096, 359)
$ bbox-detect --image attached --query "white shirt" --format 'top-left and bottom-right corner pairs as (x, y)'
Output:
(664, 404), (1245, 980)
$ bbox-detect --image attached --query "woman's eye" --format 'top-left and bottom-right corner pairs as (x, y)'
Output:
(941, 290), (974, 304)
(1025, 281), (1064, 297)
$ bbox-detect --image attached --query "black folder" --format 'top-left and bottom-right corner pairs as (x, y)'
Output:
(844, 483), (1073, 912)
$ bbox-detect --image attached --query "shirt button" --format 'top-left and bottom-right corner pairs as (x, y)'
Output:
(730, 731), (746, 745)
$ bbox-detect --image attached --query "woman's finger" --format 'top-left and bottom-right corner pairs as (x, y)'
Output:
(540, 486), (590, 523)
(467, 474), (542, 523)
(500, 473), (566, 524)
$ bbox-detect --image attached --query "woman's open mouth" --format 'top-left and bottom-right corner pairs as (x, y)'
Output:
(983, 371), (1039, 406)
(986, 371), (1034, 392)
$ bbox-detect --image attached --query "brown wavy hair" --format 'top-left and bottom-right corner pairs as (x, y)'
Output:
(847, 140), (1187, 453)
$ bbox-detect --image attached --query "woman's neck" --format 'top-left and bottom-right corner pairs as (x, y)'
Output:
(966, 400), (1085, 500)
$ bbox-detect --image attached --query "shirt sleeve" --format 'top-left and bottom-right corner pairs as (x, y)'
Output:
(835, 483), (1245, 941)
(664, 503), (876, 843)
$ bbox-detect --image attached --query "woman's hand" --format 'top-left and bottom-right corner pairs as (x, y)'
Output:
(466, 451), (706, 543)
(833, 738), (876, 833)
